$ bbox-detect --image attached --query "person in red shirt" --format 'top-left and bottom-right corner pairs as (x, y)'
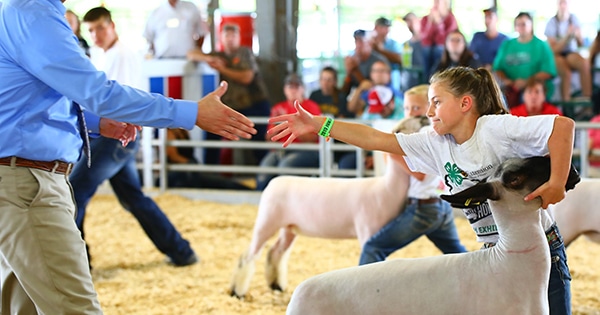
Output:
(256, 74), (322, 190)
(510, 77), (563, 116)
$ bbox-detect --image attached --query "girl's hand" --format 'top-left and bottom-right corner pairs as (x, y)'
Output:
(524, 180), (566, 209)
(267, 100), (317, 148)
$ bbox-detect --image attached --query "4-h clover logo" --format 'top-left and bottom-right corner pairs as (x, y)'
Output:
(444, 162), (464, 187)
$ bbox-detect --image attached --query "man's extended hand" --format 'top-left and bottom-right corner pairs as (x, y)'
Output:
(195, 81), (257, 140)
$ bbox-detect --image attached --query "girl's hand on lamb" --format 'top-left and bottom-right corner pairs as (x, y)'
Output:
(524, 180), (566, 209)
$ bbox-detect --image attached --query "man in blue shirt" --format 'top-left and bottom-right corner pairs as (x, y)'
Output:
(469, 7), (509, 70)
(0, 0), (256, 314)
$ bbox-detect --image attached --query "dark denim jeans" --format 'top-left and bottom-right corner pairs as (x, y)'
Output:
(69, 136), (195, 265)
(359, 199), (467, 265)
(548, 225), (572, 315)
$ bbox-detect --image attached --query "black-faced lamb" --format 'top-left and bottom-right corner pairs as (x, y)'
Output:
(286, 156), (580, 315)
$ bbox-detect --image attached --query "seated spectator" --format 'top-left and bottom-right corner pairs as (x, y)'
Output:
(341, 29), (390, 95)
(469, 7), (508, 70)
(309, 66), (356, 170)
(347, 60), (401, 120)
(255, 74), (322, 191)
(510, 77), (563, 117)
(436, 30), (481, 72)
(493, 12), (557, 108)
(309, 66), (353, 118)
(187, 23), (270, 165)
(161, 128), (253, 190)
(544, 0), (591, 101)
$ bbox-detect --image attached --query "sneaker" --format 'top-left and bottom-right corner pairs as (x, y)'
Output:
(166, 253), (199, 267)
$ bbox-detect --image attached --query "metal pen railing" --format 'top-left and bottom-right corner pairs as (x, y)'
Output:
(139, 118), (600, 191)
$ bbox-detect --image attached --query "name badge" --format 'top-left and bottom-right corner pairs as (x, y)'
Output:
(166, 18), (180, 28)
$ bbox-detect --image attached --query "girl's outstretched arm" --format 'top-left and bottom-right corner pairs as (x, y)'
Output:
(268, 101), (405, 155)
(524, 116), (575, 208)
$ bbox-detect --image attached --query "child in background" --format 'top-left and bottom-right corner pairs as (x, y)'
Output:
(510, 77), (563, 117)
(360, 83), (467, 264)
(309, 66), (354, 118)
(269, 66), (575, 314)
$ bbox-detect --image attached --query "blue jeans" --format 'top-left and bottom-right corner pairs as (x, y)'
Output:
(69, 136), (195, 265)
(255, 150), (320, 191)
(359, 199), (467, 265)
(548, 225), (572, 315)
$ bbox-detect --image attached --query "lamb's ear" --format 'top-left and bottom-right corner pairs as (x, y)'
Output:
(565, 164), (581, 192)
(440, 183), (498, 208)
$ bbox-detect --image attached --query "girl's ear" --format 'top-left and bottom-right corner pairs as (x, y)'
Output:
(460, 95), (473, 113)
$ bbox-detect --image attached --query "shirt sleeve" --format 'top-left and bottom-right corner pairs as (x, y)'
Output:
(396, 130), (440, 175)
(13, 11), (198, 130)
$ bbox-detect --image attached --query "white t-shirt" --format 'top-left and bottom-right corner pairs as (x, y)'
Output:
(397, 114), (558, 243)
(90, 40), (144, 90)
(408, 174), (446, 199)
(144, 0), (209, 58)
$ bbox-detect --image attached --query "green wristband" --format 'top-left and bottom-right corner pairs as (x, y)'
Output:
(318, 117), (334, 139)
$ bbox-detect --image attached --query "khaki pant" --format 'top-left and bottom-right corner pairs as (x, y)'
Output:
(0, 165), (102, 314)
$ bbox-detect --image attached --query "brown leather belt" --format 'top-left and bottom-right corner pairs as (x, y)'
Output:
(408, 197), (440, 205)
(0, 157), (73, 176)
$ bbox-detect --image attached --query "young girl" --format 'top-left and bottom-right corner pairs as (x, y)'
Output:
(360, 83), (467, 265)
(269, 66), (574, 314)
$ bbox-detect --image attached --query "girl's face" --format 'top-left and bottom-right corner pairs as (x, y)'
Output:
(403, 93), (429, 117)
(426, 83), (464, 135)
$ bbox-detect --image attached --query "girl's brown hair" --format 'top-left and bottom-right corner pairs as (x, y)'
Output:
(429, 66), (508, 115)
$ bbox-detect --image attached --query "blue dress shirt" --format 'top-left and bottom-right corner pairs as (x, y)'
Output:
(0, 0), (198, 163)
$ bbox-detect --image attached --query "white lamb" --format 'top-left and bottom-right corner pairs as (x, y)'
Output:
(286, 156), (581, 315)
(550, 178), (600, 246)
(229, 117), (428, 299)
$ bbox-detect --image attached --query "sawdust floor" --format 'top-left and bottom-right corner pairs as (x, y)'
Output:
(85, 193), (600, 315)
